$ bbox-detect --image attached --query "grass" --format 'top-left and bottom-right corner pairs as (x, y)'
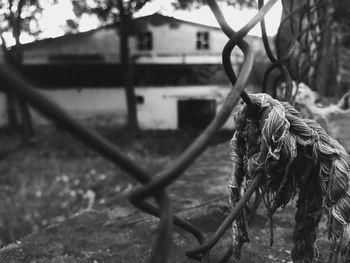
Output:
(0, 125), (232, 247)
(0, 124), (335, 262)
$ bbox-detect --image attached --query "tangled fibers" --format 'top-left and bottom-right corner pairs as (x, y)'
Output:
(229, 93), (350, 262)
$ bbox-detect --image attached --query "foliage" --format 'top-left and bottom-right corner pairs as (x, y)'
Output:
(70, 0), (257, 24)
(173, 0), (256, 10)
(71, 0), (150, 22)
(0, 0), (44, 45)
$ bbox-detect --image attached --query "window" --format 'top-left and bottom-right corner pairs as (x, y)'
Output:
(136, 95), (145, 104)
(196, 32), (210, 50)
(178, 99), (216, 129)
(138, 32), (153, 51)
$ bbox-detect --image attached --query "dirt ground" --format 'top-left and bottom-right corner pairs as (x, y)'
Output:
(0, 127), (334, 262)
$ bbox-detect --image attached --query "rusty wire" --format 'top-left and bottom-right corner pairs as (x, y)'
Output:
(0, 0), (330, 262)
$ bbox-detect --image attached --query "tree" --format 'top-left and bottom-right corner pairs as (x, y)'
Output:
(173, 0), (255, 9)
(0, 0), (43, 142)
(71, 0), (152, 132)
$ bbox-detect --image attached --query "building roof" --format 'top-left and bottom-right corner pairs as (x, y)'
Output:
(136, 12), (222, 31)
(20, 12), (223, 49)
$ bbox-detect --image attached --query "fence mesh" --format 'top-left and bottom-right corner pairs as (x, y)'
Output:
(0, 0), (335, 262)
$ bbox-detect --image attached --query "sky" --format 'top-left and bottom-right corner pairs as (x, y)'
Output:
(140, 0), (282, 36)
(4, 0), (282, 45)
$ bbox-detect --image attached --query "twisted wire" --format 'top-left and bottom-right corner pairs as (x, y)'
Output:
(259, 0), (294, 101)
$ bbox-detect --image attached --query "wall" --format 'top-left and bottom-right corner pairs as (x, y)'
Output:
(22, 15), (248, 66)
(136, 86), (233, 129)
(133, 20), (244, 66)
(30, 88), (127, 126)
(135, 21), (226, 55)
(0, 86), (236, 130)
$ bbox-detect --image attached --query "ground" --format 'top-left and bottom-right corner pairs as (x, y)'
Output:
(0, 126), (335, 262)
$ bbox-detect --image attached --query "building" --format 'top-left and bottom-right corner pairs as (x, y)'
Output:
(2, 13), (264, 129)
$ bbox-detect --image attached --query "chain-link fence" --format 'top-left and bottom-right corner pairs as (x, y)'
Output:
(0, 0), (335, 262)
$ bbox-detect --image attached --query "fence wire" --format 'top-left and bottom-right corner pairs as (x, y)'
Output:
(0, 0), (333, 262)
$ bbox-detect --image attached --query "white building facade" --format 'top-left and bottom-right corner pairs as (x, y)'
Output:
(0, 13), (263, 130)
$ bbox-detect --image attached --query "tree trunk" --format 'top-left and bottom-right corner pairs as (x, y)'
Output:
(119, 14), (138, 132)
(0, 35), (19, 129)
(315, 4), (335, 96)
(6, 93), (19, 128)
(18, 97), (35, 141)
(10, 7), (35, 143)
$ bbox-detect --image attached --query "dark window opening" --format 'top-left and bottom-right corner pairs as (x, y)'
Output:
(49, 54), (105, 63)
(178, 99), (216, 129)
(19, 64), (230, 88)
(196, 32), (210, 50)
(136, 95), (145, 104)
(138, 32), (153, 51)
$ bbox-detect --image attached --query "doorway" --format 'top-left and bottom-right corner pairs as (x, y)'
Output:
(177, 99), (216, 129)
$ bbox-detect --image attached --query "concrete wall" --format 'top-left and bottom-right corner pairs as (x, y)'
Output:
(1, 86), (236, 130)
